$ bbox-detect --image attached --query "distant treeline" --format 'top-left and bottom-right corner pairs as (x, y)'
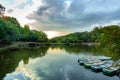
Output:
(50, 25), (120, 52)
(0, 17), (48, 44)
(0, 16), (120, 52)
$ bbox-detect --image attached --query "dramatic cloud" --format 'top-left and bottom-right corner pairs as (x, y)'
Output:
(27, 0), (120, 33)
(1, 0), (120, 35)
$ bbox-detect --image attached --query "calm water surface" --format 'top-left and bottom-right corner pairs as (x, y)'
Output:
(0, 45), (120, 80)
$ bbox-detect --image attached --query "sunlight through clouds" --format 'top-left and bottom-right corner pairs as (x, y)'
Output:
(44, 31), (61, 39)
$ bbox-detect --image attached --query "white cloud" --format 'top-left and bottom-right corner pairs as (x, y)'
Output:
(5, 0), (43, 27)
(14, 0), (27, 5)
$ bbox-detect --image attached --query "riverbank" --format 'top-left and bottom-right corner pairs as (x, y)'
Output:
(0, 42), (99, 52)
(49, 42), (99, 46)
(0, 42), (50, 52)
(0, 42), (27, 52)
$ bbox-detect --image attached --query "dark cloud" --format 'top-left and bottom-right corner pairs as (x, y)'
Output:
(7, 9), (14, 13)
(26, 0), (120, 33)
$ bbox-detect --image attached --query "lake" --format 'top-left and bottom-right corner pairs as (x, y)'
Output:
(0, 45), (120, 80)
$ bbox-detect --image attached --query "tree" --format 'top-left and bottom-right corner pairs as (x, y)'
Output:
(0, 16), (48, 43)
(28, 30), (48, 42)
(21, 25), (30, 41)
(0, 18), (10, 43)
(92, 25), (120, 52)
(0, 4), (5, 16)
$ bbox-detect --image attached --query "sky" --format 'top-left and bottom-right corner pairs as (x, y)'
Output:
(0, 0), (120, 38)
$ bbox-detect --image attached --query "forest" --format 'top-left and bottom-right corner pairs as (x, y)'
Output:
(50, 25), (120, 52)
(0, 16), (48, 44)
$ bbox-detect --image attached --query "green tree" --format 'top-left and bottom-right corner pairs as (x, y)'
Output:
(28, 30), (48, 42)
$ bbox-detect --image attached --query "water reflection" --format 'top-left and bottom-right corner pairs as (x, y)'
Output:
(0, 46), (49, 80)
(62, 45), (119, 61)
(0, 45), (120, 80)
(3, 60), (31, 80)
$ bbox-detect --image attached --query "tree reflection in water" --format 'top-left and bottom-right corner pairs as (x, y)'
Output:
(0, 45), (119, 80)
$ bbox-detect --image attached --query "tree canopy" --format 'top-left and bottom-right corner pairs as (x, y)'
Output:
(0, 17), (48, 44)
(50, 25), (120, 52)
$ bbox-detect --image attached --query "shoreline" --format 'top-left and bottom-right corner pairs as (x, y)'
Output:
(0, 42), (99, 52)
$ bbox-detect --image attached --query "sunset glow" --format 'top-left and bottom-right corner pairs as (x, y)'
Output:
(44, 31), (60, 39)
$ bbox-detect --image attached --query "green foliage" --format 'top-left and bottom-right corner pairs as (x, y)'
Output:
(20, 25), (30, 41)
(0, 17), (48, 43)
(93, 25), (120, 52)
(50, 31), (94, 43)
(0, 18), (10, 43)
(28, 30), (48, 42)
(51, 25), (120, 52)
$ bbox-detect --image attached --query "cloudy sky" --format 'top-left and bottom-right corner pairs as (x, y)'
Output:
(0, 0), (120, 38)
